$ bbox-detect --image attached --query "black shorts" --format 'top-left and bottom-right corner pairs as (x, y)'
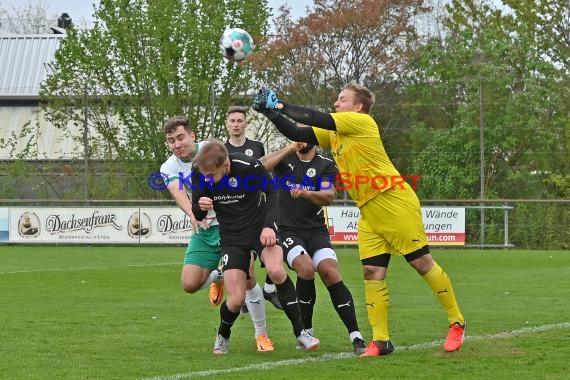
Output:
(278, 226), (333, 259)
(220, 237), (265, 276)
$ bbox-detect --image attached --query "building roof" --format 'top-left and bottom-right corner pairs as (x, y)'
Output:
(0, 34), (64, 99)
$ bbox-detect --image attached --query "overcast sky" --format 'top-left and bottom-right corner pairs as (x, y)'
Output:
(0, 0), (314, 24)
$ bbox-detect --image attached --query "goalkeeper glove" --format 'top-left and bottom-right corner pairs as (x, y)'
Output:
(253, 87), (282, 112)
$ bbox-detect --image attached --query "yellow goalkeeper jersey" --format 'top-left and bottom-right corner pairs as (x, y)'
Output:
(313, 111), (402, 207)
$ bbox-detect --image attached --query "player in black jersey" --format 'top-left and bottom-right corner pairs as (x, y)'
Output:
(264, 141), (367, 355)
(223, 106), (282, 311)
(224, 106), (266, 158)
(191, 140), (320, 354)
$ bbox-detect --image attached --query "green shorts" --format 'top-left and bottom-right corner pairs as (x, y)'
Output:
(183, 225), (221, 270)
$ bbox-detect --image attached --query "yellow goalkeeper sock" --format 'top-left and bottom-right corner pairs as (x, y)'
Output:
(422, 262), (464, 325)
(364, 279), (390, 341)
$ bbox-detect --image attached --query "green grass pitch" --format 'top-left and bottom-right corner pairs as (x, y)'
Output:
(1, 246), (569, 379)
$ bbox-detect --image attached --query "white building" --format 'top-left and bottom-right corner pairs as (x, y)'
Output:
(0, 34), (80, 159)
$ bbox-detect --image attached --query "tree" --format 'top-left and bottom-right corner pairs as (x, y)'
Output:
(40, 0), (270, 167)
(248, 0), (431, 169)
(406, 0), (569, 200)
(499, 0), (570, 198)
(252, 0), (429, 103)
(0, 0), (56, 34)
(502, 0), (569, 74)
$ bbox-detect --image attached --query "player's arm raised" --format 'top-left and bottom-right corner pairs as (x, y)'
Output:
(253, 88), (337, 143)
(261, 141), (303, 171)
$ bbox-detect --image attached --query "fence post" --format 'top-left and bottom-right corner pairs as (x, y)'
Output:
(83, 86), (89, 205)
(504, 203), (510, 247)
(479, 77), (485, 247)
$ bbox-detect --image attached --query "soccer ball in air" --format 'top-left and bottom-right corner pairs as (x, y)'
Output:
(219, 27), (254, 62)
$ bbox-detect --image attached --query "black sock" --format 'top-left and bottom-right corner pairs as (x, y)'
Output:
(265, 274), (274, 286)
(296, 277), (316, 330)
(275, 275), (304, 336)
(218, 301), (240, 339)
(327, 281), (360, 334)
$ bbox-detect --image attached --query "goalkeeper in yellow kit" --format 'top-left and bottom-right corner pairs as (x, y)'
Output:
(252, 82), (465, 356)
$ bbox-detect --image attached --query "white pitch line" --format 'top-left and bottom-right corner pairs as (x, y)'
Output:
(141, 322), (570, 380)
(0, 262), (179, 274)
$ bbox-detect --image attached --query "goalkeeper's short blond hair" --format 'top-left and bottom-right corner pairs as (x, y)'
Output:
(343, 81), (375, 114)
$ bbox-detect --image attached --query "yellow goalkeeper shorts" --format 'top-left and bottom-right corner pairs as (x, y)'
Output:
(358, 182), (428, 260)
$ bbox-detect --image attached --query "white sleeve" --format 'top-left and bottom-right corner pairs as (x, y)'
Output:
(160, 157), (181, 181)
